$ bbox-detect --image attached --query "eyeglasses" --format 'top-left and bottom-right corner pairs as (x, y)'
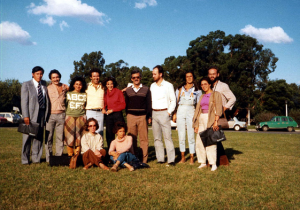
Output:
(131, 76), (140, 79)
(88, 125), (97, 127)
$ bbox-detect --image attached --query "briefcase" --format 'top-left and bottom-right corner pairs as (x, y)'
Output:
(18, 120), (40, 137)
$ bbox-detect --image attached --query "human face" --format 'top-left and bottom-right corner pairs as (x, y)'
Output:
(106, 80), (114, 92)
(87, 121), (97, 134)
(208, 69), (219, 83)
(50, 73), (61, 85)
(73, 81), (82, 92)
(201, 80), (211, 93)
(32, 71), (43, 82)
(131, 73), (141, 86)
(185, 73), (194, 84)
(90, 72), (100, 85)
(152, 68), (162, 82)
(116, 127), (125, 139)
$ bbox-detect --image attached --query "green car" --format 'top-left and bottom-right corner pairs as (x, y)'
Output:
(256, 116), (298, 132)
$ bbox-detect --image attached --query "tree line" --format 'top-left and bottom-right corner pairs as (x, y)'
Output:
(1, 30), (299, 123)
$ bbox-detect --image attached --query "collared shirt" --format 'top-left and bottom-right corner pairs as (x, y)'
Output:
(32, 78), (46, 108)
(150, 79), (176, 114)
(86, 82), (104, 109)
(213, 80), (236, 109)
(133, 84), (143, 93)
(175, 85), (202, 105)
(47, 83), (68, 114)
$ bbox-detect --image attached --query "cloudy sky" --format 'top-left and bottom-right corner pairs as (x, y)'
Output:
(1, 0), (299, 85)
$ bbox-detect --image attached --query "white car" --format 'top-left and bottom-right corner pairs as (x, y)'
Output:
(0, 112), (21, 124)
(228, 117), (247, 131)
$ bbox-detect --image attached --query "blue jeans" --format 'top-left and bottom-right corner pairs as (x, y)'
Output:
(86, 110), (104, 136)
(177, 105), (195, 154)
(110, 152), (139, 167)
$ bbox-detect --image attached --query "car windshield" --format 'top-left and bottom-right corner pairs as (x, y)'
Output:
(270, 117), (276, 122)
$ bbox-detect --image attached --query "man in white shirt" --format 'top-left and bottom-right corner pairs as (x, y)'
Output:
(85, 68), (105, 136)
(150, 65), (176, 166)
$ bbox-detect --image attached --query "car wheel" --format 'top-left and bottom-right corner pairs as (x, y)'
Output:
(234, 125), (240, 131)
(287, 127), (294, 132)
(262, 126), (269, 132)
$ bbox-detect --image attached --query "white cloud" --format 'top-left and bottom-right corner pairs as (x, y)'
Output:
(0, 21), (36, 45)
(40, 16), (56, 26)
(59, 21), (69, 31)
(135, 0), (157, 9)
(240, 25), (293, 44)
(28, 0), (109, 25)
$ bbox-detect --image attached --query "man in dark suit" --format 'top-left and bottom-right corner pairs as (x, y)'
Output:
(21, 66), (50, 164)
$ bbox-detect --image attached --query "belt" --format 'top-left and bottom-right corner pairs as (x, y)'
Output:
(201, 109), (209, 113)
(153, 108), (167, 111)
(89, 109), (102, 111)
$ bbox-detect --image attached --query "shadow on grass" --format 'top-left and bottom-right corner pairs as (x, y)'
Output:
(225, 147), (243, 162)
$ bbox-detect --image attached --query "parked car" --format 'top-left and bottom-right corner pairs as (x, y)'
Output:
(0, 113), (20, 124)
(0, 116), (8, 125)
(227, 117), (247, 131)
(256, 116), (298, 132)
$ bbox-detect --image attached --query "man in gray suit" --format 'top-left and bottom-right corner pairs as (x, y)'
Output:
(21, 66), (50, 164)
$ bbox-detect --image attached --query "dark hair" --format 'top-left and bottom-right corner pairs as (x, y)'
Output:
(32, 66), (44, 74)
(153, 65), (164, 77)
(178, 71), (199, 91)
(89, 68), (101, 77)
(113, 121), (127, 134)
(208, 65), (219, 74)
(48, 69), (61, 79)
(199, 77), (212, 91)
(131, 69), (141, 77)
(69, 76), (87, 93)
(85, 118), (99, 131)
(102, 77), (118, 91)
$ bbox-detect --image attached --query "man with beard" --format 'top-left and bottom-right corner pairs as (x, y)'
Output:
(208, 66), (236, 111)
(45, 69), (69, 163)
(208, 66), (236, 166)
(125, 69), (152, 163)
(150, 65), (176, 166)
(85, 68), (105, 136)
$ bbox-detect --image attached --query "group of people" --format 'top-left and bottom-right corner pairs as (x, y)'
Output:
(20, 64), (236, 172)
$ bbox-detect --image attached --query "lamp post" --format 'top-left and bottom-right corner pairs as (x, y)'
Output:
(285, 100), (288, 116)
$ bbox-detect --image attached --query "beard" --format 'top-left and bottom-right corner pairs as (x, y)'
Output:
(210, 77), (219, 85)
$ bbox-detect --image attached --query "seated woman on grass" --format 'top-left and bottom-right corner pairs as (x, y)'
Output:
(81, 118), (109, 170)
(109, 121), (139, 172)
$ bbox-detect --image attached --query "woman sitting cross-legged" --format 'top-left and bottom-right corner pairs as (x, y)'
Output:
(81, 118), (109, 170)
(109, 121), (139, 172)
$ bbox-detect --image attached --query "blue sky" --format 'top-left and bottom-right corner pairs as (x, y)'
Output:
(1, 0), (299, 85)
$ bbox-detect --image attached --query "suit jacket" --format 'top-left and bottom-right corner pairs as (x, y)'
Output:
(192, 91), (223, 129)
(21, 79), (50, 127)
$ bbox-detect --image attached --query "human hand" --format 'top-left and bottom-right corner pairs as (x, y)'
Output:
(24, 117), (30, 125)
(102, 109), (107, 114)
(94, 149), (102, 158)
(148, 118), (152, 124)
(212, 122), (219, 131)
(107, 110), (113, 115)
(194, 128), (198, 133)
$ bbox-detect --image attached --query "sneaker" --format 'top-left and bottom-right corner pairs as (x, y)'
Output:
(166, 162), (175, 167)
(198, 164), (207, 169)
(211, 165), (217, 171)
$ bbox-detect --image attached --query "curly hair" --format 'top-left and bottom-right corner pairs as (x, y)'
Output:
(178, 71), (199, 91)
(113, 121), (127, 134)
(69, 76), (87, 93)
(199, 77), (212, 91)
(102, 77), (118, 91)
(85, 118), (99, 131)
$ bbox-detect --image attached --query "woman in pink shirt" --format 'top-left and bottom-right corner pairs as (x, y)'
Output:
(109, 121), (139, 172)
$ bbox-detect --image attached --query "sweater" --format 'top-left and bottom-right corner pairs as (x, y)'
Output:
(104, 88), (126, 112)
(81, 132), (104, 154)
(125, 85), (152, 118)
(108, 135), (134, 154)
(65, 91), (86, 117)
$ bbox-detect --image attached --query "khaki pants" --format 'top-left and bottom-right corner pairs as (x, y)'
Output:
(195, 113), (217, 165)
(127, 114), (149, 163)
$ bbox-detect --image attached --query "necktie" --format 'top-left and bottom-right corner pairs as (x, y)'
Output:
(38, 84), (44, 108)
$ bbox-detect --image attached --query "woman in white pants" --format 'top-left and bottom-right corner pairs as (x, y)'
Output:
(192, 77), (222, 171)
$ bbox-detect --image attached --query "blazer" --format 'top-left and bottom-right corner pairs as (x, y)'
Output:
(21, 79), (50, 127)
(192, 91), (223, 129)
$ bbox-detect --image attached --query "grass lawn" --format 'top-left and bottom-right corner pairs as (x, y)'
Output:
(0, 127), (299, 209)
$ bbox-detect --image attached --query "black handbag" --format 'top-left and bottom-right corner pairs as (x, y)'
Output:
(199, 125), (226, 147)
(18, 120), (40, 137)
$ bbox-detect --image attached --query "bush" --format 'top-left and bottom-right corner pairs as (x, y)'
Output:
(253, 112), (277, 123)
(289, 109), (300, 125)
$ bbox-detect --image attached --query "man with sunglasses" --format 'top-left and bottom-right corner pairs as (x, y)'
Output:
(124, 69), (152, 163)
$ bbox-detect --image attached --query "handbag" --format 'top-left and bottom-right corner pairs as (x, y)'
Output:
(18, 120), (40, 137)
(69, 152), (80, 169)
(199, 125), (226, 147)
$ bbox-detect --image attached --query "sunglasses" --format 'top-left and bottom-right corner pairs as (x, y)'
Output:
(131, 76), (140, 79)
(88, 125), (97, 127)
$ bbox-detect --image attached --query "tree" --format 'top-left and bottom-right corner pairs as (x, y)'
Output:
(0, 79), (22, 112)
(104, 60), (130, 89)
(71, 51), (105, 83)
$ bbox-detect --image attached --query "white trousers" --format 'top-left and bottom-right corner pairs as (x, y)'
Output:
(195, 113), (217, 165)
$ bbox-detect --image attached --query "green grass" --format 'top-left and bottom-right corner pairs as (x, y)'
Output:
(0, 128), (300, 209)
